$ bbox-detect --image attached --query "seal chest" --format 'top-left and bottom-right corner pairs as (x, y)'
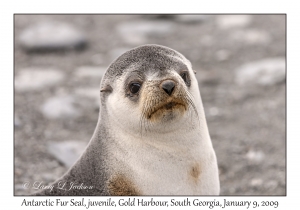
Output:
(190, 163), (201, 183)
(34, 44), (219, 196)
(107, 122), (218, 195)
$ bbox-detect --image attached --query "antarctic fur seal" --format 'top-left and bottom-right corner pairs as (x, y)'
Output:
(33, 44), (220, 196)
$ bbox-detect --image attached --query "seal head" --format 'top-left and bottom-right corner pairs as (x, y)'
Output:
(101, 44), (199, 134)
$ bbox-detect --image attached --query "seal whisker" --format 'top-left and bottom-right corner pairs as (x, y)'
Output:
(184, 90), (200, 127)
(143, 98), (154, 133)
(141, 108), (148, 135)
(139, 113), (144, 139)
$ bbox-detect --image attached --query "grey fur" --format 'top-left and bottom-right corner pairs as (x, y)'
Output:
(33, 44), (209, 196)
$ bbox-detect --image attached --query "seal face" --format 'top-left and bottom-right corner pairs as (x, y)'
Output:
(102, 44), (199, 135)
(34, 44), (220, 196)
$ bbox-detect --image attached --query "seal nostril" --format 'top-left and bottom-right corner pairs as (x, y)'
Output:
(161, 80), (175, 96)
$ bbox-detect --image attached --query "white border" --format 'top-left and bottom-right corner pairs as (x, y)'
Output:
(1, 0), (298, 209)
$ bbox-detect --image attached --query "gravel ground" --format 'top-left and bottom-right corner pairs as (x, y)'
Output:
(14, 14), (286, 195)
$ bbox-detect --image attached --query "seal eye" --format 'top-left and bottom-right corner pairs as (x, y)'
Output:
(180, 71), (191, 87)
(181, 72), (188, 81)
(129, 83), (141, 94)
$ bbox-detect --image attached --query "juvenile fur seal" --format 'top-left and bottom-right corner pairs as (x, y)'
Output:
(34, 44), (220, 195)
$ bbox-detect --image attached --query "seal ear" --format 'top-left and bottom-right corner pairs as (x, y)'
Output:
(193, 70), (197, 74)
(100, 85), (113, 93)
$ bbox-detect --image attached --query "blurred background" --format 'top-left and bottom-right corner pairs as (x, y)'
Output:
(14, 14), (286, 195)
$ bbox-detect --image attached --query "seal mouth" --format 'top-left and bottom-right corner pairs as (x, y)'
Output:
(163, 102), (181, 110)
(147, 100), (187, 120)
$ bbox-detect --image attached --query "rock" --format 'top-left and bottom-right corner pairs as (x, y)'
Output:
(196, 70), (220, 86)
(119, 33), (146, 45)
(117, 21), (174, 35)
(246, 150), (265, 164)
(41, 173), (55, 181)
(40, 96), (81, 119)
(47, 141), (87, 168)
(116, 21), (174, 44)
(140, 14), (176, 20)
(235, 58), (286, 86)
(15, 68), (65, 92)
(19, 21), (87, 51)
(75, 88), (99, 99)
(250, 179), (263, 187)
(175, 15), (210, 23)
(15, 184), (25, 191)
(208, 107), (220, 117)
(265, 180), (278, 190)
(230, 29), (271, 44)
(15, 168), (23, 176)
(109, 48), (131, 60)
(15, 115), (22, 127)
(90, 53), (104, 65)
(199, 35), (214, 47)
(215, 49), (231, 61)
(74, 88), (100, 107)
(216, 15), (252, 29)
(74, 66), (106, 79)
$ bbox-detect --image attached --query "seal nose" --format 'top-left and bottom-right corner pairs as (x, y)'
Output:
(161, 80), (175, 96)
